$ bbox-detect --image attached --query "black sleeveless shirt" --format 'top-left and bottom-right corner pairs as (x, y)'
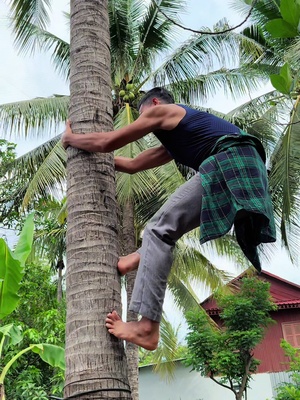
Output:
(154, 104), (240, 170)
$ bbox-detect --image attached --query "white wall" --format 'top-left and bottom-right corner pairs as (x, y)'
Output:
(139, 362), (283, 400)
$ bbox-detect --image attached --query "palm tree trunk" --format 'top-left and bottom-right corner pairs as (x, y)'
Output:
(64, 1), (131, 399)
(122, 201), (139, 400)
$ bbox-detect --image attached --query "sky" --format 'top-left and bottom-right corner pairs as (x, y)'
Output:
(0, 0), (299, 336)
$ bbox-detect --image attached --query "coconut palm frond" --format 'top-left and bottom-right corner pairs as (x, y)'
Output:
(227, 89), (282, 118)
(131, 0), (183, 78)
(152, 20), (261, 89)
(116, 157), (162, 206)
(231, 0), (280, 28)
(133, 160), (186, 228)
(168, 272), (201, 315)
(234, 0), (295, 67)
(0, 95), (69, 138)
(139, 315), (187, 381)
(8, 0), (51, 53)
(113, 102), (138, 129)
(167, 239), (233, 317)
(269, 98), (300, 256)
(2, 136), (65, 212)
(226, 90), (287, 156)
(196, 234), (247, 270)
(12, 134), (61, 171)
(150, 315), (182, 381)
(173, 240), (233, 288)
(32, 197), (66, 268)
(140, 0), (182, 50)
(30, 24), (70, 79)
(286, 39), (300, 66)
(239, 24), (268, 63)
(21, 140), (66, 207)
(57, 197), (67, 225)
(165, 66), (269, 105)
(109, 0), (140, 82)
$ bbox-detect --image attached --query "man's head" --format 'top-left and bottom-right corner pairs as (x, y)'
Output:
(138, 87), (174, 113)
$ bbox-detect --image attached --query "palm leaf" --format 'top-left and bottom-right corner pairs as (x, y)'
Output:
(169, 239), (232, 313)
(131, 0), (183, 79)
(25, 23), (70, 79)
(8, 0), (51, 52)
(150, 315), (182, 381)
(269, 98), (300, 257)
(226, 89), (286, 156)
(109, 0), (139, 83)
(32, 197), (66, 267)
(0, 96), (69, 137)
(165, 67), (269, 105)
(1, 135), (65, 212)
(133, 159), (186, 228)
(21, 140), (66, 207)
(152, 22), (269, 102)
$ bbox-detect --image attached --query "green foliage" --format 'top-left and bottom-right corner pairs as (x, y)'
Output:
(12, 366), (49, 400)
(274, 340), (300, 399)
(0, 213), (34, 319)
(185, 277), (276, 399)
(261, 0), (300, 96)
(31, 344), (65, 370)
(0, 140), (19, 226)
(270, 63), (294, 95)
(0, 140), (16, 175)
(0, 216), (65, 400)
(266, 18), (299, 38)
(265, 0), (300, 38)
(4, 262), (66, 399)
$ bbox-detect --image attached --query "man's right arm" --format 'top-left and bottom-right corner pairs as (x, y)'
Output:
(115, 146), (173, 174)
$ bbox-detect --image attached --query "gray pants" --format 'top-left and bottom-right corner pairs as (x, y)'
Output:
(129, 174), (203, 322)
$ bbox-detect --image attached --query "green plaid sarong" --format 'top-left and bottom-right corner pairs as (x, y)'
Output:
(199, 132), (276, 272)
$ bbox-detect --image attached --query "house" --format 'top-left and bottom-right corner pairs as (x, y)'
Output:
(202, 270), (300, 374)
(139, 271), (300, 400)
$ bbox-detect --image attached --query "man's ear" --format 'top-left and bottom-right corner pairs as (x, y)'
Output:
(152, 97), (160, 105)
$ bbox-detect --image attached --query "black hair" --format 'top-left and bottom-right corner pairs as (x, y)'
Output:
(138, 87), (175, 109)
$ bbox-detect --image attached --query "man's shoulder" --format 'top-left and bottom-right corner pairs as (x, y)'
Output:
(156, 103), (186, 116)
(141, 103), (184, 119)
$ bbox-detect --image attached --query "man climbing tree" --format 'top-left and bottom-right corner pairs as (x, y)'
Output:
(62, 87), (276, 352)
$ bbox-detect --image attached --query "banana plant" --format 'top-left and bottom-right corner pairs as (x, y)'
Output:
(0, 213), (65, 400)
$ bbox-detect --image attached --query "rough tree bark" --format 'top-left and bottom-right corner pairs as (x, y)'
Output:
(64, 1), (132, 399)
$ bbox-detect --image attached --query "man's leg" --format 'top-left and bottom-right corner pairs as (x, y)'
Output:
(106, 174), (203, 349)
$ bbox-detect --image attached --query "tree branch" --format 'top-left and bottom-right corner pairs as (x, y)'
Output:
(210, 375), (237, 395)
(153, 0), (258, 35)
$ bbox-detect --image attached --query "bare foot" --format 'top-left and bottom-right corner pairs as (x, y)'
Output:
(117, 252), (140, 276)
(106, 310), (159, 351)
